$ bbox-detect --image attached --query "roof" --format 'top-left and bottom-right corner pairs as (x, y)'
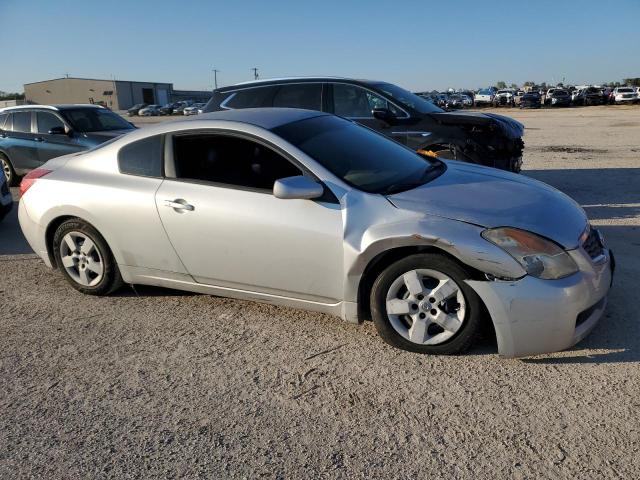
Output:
(24, 77), (172, 86)
(0, 104), (106, 113)
(185, 108), (328, 129)
(218, 76), (383, 91)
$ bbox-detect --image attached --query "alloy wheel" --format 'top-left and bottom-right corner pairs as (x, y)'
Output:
(1, 157), (12, 184)
(385, 269), (466, 345)
(59, 231), (104, 287)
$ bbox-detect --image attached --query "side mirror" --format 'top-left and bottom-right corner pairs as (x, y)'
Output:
(274, 176), (323, 200)
(48, 126), (67, 135)
(372, 108), (397, 125)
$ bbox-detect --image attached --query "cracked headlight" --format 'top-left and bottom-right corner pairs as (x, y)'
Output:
(482, 227), (578, 280)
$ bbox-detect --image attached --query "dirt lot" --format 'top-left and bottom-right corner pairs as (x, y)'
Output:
(1, 106), (639, 479)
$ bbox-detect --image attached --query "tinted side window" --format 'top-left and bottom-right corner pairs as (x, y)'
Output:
(224, 87), (277, 109)
(118, 135), (163, 177)
(0, 113), (7, 130)
(272, 84), (322, 110)
(332, 84), (390, 118)
(37, 112), (65, 134)
(172, 134), (301, 191)
(12, 111), (32, 133)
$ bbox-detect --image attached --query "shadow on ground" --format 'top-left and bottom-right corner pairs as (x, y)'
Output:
(0, 203), (32, 256)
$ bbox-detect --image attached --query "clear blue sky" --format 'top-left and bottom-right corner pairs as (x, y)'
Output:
(1, 0), (638, 93)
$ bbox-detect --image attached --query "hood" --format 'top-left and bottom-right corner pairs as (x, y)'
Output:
(386, 161), (587, 249)
(429, 110), (524, 139)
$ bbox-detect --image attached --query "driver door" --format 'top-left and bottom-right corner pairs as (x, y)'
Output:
(155, 131), (345, 303)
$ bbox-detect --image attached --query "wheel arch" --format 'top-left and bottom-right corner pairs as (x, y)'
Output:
(45, 215), (118, 270)
(45, 215), (78, 268)
(356, 244), (489, 323)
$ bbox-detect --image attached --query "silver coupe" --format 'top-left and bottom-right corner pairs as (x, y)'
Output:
(18, 108), (613, 357)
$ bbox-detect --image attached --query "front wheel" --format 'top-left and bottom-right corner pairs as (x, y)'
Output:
(0, 153), (17, 186)
(53, 219), (123, 295)
(370, 253), (483, 355)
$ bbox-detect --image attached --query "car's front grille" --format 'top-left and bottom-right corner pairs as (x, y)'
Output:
(0, 181), (9, 196)
(582, 226), (604, 259)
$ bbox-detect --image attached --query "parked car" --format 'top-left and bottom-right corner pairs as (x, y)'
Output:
(18, 108), (613, 358)
(612, 87), (638, 104)
(493, 89), (516, 107)
(582, 87), (605, 106)
(203, 77), (525, 172)
(571, 88), (585, 104)
(474, 88), (496, 106)
(172, 102), (191, 115)
(548, 90), (571, 107)
(543, 88), (558, 105)
(138, 105), (162, 116)
(0, 168), (12, 222)
(0, 105), (135, 185)
(459, 91), (475, 106)
(127, 103), (148, 116)
(183, 103), (205, 116)
(520, 91), (541, 108)
(445, 94), (464, 109)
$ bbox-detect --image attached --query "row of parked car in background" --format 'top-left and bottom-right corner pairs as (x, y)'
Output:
(127, 101), (207, 117)
(417, 85), (640, 110)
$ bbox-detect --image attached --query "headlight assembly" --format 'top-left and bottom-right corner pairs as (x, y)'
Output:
(482, 227), (578, 280)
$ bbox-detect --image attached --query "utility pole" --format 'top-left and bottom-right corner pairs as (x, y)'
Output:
(212, 69), (220, 89)
(251, 67), (259, 80)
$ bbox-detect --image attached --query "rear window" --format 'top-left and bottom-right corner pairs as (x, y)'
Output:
(272, 84), (322, 110)
(12, 111), (31, 133)
(118, 135), (163, 177)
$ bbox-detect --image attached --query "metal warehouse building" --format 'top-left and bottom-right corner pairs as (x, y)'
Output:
(24, 77), (210, 110)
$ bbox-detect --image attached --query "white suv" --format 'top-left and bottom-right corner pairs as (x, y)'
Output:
(474, 88), (495, 106)
(612, 87), (638, 104)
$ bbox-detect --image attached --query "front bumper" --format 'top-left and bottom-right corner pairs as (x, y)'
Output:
(467, 247), (612, 358)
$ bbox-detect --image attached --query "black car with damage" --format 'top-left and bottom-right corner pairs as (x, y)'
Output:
(520, 91), (542, 109)
(202, 77), (525, 172)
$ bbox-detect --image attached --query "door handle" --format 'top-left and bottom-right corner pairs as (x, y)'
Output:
(33, 137), (44, 142)
(164, 199), (195, 212)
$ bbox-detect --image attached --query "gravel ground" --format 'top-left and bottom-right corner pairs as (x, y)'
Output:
(1, 106), (639, 479)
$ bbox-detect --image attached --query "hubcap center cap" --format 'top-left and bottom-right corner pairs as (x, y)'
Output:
(419, 301), (431, 312)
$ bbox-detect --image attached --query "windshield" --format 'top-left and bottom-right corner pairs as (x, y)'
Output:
(374, 83), (444, 114)
(618, 88), (633, 92)
(478, 89), (493, 95)
(272, 115), (442, 194)
(61, 108), (134, 132)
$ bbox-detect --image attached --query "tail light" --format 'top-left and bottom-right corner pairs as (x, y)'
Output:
(19, 168), (52, 197)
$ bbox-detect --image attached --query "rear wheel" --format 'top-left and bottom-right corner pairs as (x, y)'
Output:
(53, 219), (123, 295)
(370, 253), (482, 355)
(0, 153), (17, 186)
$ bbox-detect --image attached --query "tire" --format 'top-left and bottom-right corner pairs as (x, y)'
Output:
(53, 218), (123, 296)
(0, 153), (18, 187)
(370, 253), (483, 355)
